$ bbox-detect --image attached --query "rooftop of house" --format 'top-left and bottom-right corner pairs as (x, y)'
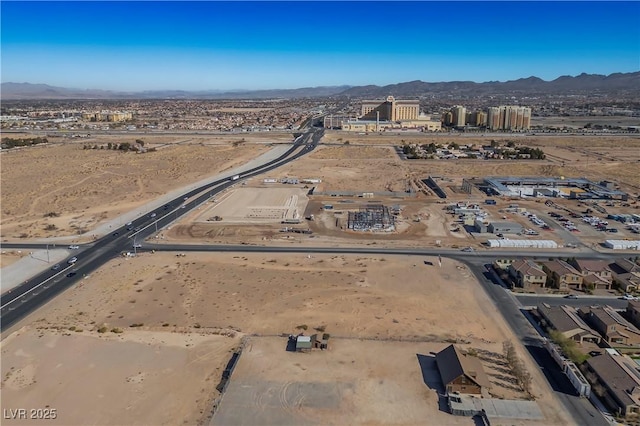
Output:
(510, 259), (546, 277)
(542, 259), (581, 276)
(587, 353), (640, 409)
(574, 259), (612, 274)
(435, 344), (491, 390)
(538, 304), (600, 338)
(580, 306), (640, 335)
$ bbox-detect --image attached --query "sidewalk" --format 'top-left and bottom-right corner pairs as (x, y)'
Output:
(1, 249), (71, 293)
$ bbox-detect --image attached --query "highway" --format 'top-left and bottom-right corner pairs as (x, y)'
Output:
(0, 119), (630, 424)
(0, 126), (324, 331)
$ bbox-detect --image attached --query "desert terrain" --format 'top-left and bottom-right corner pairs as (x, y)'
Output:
(158, 132), (640, 251)
(2, 130), (639, 425)
(0, 132), (293, 240)
(1, 252), (570, 425)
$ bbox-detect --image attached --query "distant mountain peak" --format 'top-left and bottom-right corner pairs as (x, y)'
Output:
(2, 71), (638, 100)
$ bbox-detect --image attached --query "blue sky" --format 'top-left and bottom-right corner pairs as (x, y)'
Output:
(2, 1), (638, 91)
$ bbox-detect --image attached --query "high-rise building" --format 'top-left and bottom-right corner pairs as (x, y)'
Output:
(451, 105), (466, 127)
(360, 96), (420, 121)
(486, 106), (531, 130)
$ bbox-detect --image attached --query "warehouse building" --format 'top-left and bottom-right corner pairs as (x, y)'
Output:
(487, 221), (523, 234)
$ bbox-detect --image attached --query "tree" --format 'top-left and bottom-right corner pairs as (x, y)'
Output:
(135, 139), (144, 146)
(107, 142), (112, 150)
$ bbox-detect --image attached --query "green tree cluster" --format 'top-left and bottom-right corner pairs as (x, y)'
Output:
(1, 137), (48, 149)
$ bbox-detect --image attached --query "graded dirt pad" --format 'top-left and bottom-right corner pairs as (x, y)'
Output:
(213, 337), (568, 426)
(0, 137), (273, 239)
(195, 186), (309, 224)
(0, 328), (239, 426)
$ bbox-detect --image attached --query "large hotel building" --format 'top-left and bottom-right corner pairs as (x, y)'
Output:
(487, 106), (532, 131)
(361, 96), (420, 121)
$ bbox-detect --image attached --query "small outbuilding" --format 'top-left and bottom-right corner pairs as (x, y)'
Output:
(295, 335), (313, 352)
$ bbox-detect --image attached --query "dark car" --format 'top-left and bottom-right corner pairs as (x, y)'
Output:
(112, 232), (119, 236)
(564, 294), (578, 299)
(66, 272), (77, 278)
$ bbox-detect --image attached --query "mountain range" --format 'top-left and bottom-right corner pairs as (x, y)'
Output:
(2, 72), (638, 100)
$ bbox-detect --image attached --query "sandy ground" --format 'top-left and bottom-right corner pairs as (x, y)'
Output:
(0, 328), (239, 426)
(213, 337), (568, 426)
(1, 252), (569, 424)
(194, 186), (308, 224)
(0, 133), (294, 240)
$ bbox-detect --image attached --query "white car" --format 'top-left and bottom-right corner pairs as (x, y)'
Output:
(150, 213), (157, 218)
(67, 257), (78, 264)
(623, 294), (636, 300)
(69, 245), (80, 250)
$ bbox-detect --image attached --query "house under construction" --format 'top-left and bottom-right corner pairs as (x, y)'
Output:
(347, 204), (395, 232)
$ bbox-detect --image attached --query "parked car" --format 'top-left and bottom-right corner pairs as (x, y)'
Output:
(69, 245), (80, 250)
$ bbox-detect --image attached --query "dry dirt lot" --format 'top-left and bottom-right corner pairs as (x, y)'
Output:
(1, 252), (569, 425)
(0, 328), (239, 426)
(213, 337), (567, 426)
(0, 133), (293, 240)
(194, 186), (308, 224)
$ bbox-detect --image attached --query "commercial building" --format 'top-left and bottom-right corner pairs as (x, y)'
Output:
(82, 111), (133, 122)
(323, 115), (353, 129)
(486, 106), (531, 131)
(451, 106), (466, 127)
(482, 176), (628, 201)
(487, 221), (523, 235)
(360, 96), (420, 121)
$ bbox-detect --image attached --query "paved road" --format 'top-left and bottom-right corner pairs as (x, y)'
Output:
(515, 294), (628, 310)
(0, 127), (324, 331)
(462, 259), (608, 426)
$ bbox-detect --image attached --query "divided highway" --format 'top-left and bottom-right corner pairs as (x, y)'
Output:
(0, 127), (324, 331)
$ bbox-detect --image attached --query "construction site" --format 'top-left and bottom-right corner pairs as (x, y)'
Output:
(347, 204), (396, 232)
